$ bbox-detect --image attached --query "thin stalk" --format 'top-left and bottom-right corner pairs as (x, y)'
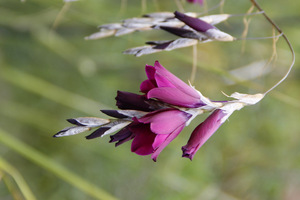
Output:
(0, 157), (37, 200)
(250, 0), (295, 95)
(175, 0), (185, 12)
(190, 45), (198, 84)
(52, 2), (71, 30)
(120, 0), (127, 14)
(241, 5), (254, 53)
(199, 0), (225, 15)
(141, 0), (147, 13)
(152, 0), (160, 11)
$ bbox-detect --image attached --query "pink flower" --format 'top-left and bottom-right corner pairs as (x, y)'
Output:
(140, 61), (205, 108)
(131, 108), (191, 161)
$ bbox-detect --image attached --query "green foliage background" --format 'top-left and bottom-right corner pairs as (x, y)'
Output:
(0, 0), (300, 199)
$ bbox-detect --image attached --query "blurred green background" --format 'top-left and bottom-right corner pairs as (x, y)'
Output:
(0, 0), (300, 199)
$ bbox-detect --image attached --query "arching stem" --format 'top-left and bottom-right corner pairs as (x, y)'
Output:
(250, 0), (295, 95)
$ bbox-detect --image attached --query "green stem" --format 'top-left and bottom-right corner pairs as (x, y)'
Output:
(190, 45), (197, 84)
(0, 157), (37, 200)
(0, 128), (118, 200)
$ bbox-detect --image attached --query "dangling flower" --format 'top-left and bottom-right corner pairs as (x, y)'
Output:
(54, 61), (264, 161)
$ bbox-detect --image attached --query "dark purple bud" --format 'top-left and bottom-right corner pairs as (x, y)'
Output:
(67, 118), (82, 126)
(116, 91), (153, 112)
(174, 11), (215, 33)
(86, 127), (111, 139)
(101, 110), (128, 119)
(110, 126), (134, 147)
(149, 41), (173, 50)
(159, 26), (201, 39)
(146, 40), (173, 45)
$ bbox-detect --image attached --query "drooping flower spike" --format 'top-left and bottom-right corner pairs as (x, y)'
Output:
(85, 10), (233, 40)
(54, 61), (264, 161)
(124, 11), (234, 56)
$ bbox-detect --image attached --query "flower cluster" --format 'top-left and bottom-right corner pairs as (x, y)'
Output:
(55, 61), (264, 161)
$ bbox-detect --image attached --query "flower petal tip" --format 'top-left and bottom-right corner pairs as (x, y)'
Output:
(182, 154), (193, 161)
(182, 146), (194, 161)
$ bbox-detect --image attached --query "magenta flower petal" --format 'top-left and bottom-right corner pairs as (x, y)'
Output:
(130, 124), (156, 155)
(182, 109), (227, 160)
(140, 79), (156, 93)
(138, 109), (191, 134)
(148, 87), (204, 107)
(154, 72), (176, 88)
(152, 134), (168, 150)
(153, 61), (200, 99)
(145, 64), (156, 80)
(140, 61), (204, 107)
(151, 125), (185, 162)
(140, 65), (157, 93)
